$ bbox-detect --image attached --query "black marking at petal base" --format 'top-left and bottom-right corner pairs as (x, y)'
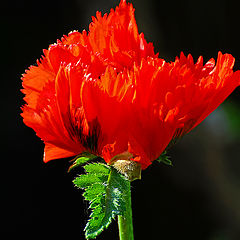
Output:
(66, 107), (102, 155)
(84, 118), (102, 154)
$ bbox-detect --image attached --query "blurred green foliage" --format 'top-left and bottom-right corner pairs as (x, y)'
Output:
(223, 101), (240, 139)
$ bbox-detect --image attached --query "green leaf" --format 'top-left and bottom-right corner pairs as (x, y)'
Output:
(73, 163), (129, 239)
(68, 152), (98, 172)
(84, 162), (110, 175)
(73, 174), (103, 188)
(156, 151), (173, 166)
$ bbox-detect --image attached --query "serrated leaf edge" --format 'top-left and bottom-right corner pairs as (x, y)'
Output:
(73, 163), (127, 239)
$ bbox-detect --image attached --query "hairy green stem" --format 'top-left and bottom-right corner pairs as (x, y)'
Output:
(117, 180), (134, 240)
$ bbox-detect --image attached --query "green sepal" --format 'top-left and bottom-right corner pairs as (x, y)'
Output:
(73, 163), (128, 239)
(68, 152), (98, 172)
(156, 151), (173, 166)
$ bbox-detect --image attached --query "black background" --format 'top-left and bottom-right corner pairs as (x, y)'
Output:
(2, 0), (240, 239)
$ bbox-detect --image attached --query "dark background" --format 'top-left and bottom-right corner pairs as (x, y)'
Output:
(2, 0), (240, 239)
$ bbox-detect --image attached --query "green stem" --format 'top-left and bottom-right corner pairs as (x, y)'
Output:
(117, 180), (134, 240)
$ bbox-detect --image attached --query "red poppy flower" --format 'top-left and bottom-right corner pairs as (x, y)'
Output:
(22, 0), (240, 170)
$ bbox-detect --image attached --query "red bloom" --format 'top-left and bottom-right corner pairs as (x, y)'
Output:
(22, 0), (240, 170)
